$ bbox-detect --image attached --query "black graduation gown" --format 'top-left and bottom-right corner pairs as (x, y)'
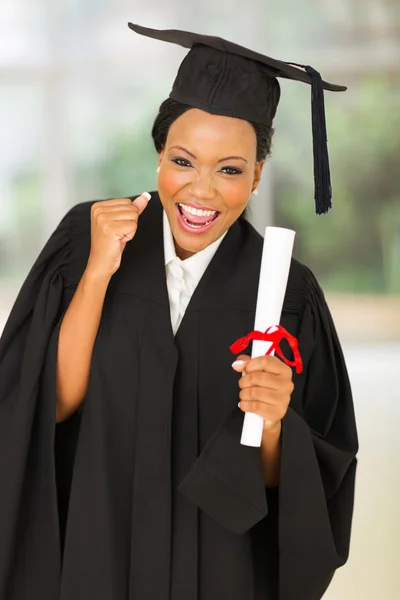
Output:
(0, 193), (358, 600)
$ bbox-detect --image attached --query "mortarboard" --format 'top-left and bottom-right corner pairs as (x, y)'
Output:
(128, 23), (347, 215)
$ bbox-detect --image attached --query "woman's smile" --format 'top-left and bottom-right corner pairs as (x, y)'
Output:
(175, 201), (221, 235)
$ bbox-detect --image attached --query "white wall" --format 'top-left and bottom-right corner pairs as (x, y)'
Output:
(325, 344), (400, 599)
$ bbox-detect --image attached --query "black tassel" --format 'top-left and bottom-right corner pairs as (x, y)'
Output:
(304, 65), (332, 215)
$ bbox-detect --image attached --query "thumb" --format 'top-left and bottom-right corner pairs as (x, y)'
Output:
(231, 354), (251, 372)
(132, 192), (151, 215)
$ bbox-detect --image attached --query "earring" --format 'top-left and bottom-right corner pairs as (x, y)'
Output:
(252, 188), (258, 196)
(156, 166), (160, 173)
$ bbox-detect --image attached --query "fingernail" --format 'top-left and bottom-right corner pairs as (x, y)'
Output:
(232, 360), (246, 370)
(141, 192), (151, 201)
(238, 402), (241, 408)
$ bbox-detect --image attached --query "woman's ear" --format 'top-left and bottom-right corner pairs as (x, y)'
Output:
(158, 150), (164, 168)
(253, 160), (265, 190)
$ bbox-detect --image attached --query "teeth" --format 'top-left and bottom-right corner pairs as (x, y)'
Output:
(181, 214), (214, 228)
(179, 203), (216, 217)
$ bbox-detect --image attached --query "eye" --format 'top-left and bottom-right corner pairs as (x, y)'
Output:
(171, 157), (193, 168)
(220, 166), (243, 176)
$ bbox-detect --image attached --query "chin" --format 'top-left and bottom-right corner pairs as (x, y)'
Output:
(173, 230), (216, 259)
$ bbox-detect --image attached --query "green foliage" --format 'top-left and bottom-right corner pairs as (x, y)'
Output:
(5, 170), (43, 278)
(98, 123), (159, 198)
(74, 116), (159, 202)
(274, 76), (400, 293)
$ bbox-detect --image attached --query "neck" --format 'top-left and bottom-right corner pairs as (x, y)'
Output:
(174, 240), (196, 261)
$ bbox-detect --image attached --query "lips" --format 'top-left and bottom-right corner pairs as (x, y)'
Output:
(175, 203), (221, 235)
(178, 203), (219, 226)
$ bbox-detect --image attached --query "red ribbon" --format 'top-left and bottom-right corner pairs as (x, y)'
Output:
(230, 325), (303, 374)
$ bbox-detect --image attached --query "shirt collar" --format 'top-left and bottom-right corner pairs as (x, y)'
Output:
(163, 210), (227, 281)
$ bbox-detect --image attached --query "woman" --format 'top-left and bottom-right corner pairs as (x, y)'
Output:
(0, 24), (357, 600)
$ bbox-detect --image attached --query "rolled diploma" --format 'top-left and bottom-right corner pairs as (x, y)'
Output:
(240, 226), (296, 447)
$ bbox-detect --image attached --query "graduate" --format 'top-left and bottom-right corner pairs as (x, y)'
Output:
(0, 24), (358, 600)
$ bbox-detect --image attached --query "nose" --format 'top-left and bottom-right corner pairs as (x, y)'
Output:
(189, 172), (216, 201)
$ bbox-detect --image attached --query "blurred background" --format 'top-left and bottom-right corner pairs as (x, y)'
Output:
(0, 0), (399, 597)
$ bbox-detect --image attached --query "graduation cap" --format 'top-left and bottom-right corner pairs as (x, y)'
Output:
(128, 23), (347, 215)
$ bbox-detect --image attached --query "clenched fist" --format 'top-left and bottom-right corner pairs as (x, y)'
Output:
(86, 193), (150, 279)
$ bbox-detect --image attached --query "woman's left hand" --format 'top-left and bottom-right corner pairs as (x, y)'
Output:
(232, 354), (294, 430)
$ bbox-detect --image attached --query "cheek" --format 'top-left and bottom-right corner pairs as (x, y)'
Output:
(220, 179), (251, 212)
(158, 169), (188, 198)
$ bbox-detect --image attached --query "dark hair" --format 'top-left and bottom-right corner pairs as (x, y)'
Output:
(151, 98), (274, 162)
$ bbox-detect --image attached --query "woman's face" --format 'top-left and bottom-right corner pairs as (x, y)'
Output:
(157, 108), (264, 260)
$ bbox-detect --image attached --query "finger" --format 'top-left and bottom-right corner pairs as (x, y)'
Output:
(239, 387), (282, 404)
(113, 223), (138, 240)
(238, 370), (283, 391)
(238, 400), (282, 422)
(244, 355), (291, 377)
(97, 220), (137, 240)
(231, 354), (251, 372)
(96, 209), (140, 222)
(92, 194), (150, 215)
(93, 198), (133, 211)
(93, 205), (140, 215)
(132, 192), (151, 215)
(99, 219), (138, 238)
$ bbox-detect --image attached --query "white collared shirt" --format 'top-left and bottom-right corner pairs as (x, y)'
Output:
(163, 210), (227, 335)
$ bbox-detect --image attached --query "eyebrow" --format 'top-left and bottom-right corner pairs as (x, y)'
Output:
(169, 145), (248, 164)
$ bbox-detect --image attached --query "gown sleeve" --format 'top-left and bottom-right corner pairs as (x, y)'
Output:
(0, 202), (90, 598)
(179, 266), (358, 600)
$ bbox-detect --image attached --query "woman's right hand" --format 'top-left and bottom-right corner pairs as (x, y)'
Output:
(86, 193), (151, 279)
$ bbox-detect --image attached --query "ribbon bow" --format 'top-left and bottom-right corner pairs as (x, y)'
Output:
(230, 325), (303, 374)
